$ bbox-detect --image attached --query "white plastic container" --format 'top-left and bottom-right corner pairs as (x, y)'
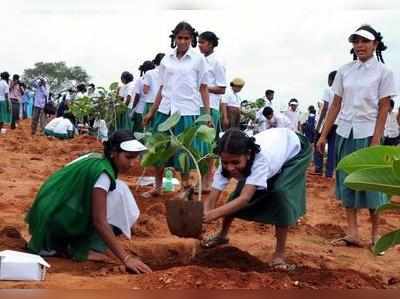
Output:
(0, 250), (50, 281)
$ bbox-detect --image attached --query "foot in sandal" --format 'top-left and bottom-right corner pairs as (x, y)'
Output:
(200, 233), (229, 249)
(269, 258), (296, 272)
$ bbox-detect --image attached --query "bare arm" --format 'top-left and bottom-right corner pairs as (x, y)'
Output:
(125, 95), (132, 106)
(200, 84), (210, 115)
(208, 86), (226, 95)
(203, 188), (222, 213)
(315, 102), (329, 133)
(91, 188), (151, 273)
(203, 185), (256, 223)
(371, 97), (391, 146)
(221, 103), (229, 129)
(131, 94), (140, 109)
(316, 95), (342, 154)
(143, 86), (163, 126)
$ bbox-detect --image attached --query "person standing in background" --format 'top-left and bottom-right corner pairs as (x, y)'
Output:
(284, 98), (300, 132)
(383, 99), (399, 145)
(31, 78), (49, 136)
(9, 74), (24, 129)
(0, 72), (10, 132)
(221, 78), (245, 130)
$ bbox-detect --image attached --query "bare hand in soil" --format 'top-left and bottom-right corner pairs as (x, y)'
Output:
(125, 257), (152, 274)
(203, 210), (219, 223)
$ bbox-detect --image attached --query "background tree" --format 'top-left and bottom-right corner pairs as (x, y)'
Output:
(22, 62), (90, 92)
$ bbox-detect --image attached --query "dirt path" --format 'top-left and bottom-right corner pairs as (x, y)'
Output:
(0, 120), (399, 289)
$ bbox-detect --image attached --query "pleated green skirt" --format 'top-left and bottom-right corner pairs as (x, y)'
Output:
(335, 131), (388, 209)
(0, 101), (10, 123)
(132, 111), (143, 133)
(228, 134), (312, 226)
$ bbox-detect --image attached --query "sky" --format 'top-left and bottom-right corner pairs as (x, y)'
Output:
(1, 0), (400, 111)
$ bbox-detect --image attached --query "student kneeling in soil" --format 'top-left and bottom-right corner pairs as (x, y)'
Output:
(44, 112), (77, 139)
(202, 128), (311, 270)
(26, 130), (152, 274)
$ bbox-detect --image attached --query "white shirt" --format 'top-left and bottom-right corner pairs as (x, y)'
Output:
(45, 117), (74, 135)
(142, 67), (160, 104)
(0, 80), (9, 102)
(133, 77), (146, 114)
(213, 128), (301, 191)
(319, 87), (337, 131)
(222, 88), (241, 108)
(159, 48), (209, 116)
(93, 119), (108, 141)
(332, 57), (397, 139)
(284, 110), (300, 132)
(204, 52), (226, 110)
(261, 112), (292, 131)
(124, 81), (136, 109)
(384, 110), (399, 138)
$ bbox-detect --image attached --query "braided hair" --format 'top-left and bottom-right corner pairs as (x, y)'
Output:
(169, 21), (198, 48)
(199, 31), (219, 47)
(217, 128), (261, 178)
(350, 24), (387, 63)
(139, 60), (155, 77)
(152, 53), (165, 66)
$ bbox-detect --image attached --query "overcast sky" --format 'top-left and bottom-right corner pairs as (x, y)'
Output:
(1, 0), (399, 111)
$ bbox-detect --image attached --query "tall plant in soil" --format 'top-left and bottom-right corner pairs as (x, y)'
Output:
(337, 145), (400, 254)
(135, 112), (217, 238)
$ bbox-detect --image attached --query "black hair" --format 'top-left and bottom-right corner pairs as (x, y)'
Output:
(139, 60), (155, 76)
(350, 24), (387, 63)
(152, 53), (165, 66)
(328, 70), (337, 84)
(217, 128), (261, 178)
(12, 74), (20, 81)
(0, 72), (9, 82)
(63, 111), (76, 125)
(289, 98), (298, 105)
(169, 21), (198, 48)
(88, 83), (95, 89)
(308, 105), (316, 114)
(262, 106), (274, 117)
(199, 31), (219, 47)
(389, 98), (395, 109)
(265, 89), (274, 96)
(103, 129), (135, 160)
(120, 71), (133, 83)
(76, 83), (87, 93)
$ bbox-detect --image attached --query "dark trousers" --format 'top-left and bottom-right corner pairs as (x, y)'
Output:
(384, 136), (399, 146)
(314, 125), (337, 177)
(10, 99), (20, 129)
(31, 106), (47, 135)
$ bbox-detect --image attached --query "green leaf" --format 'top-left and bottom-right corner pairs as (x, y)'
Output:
(195, 114), (212, 124)
(344, 167), (400, 195)
(178, 152), (189, 174)
(373, 229), (400, 254)
(134, 131), (152, 141)
(196, 125), (216, 144)
(157, 112), (181, 132)
(337, 146), (400, 174)
(178, 126), (198, 147)
(109, 82), (119, 91)
(392, 157), (400, 178)
(377, 203), (400, 214)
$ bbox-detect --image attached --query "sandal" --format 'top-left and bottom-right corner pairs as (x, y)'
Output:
(141, 188), (161, 199)
(269, 260), (296, 272)
(330, 235), (362, 247)
(200, 234), (229, 249)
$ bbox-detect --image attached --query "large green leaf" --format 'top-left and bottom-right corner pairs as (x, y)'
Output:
(157, 112), (181, 132)
(195, 114), (212, 124)
(337, 146), (400, 174)
(140, 140), (169, 167)
(178, 126), (199, 147)
(373, 229), (400, 254)
(376, 203), (400, 214)
(392, 157), (400, 178)
(196, 125), (216, 144)
(109, 82), (119, 91)
(344, 167), (400, 195)
(134, 131), (152, 141)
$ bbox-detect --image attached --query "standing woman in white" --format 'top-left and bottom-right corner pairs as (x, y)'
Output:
(317, 25), (397, 248)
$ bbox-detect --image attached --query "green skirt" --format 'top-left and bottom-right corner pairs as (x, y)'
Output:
(44, 129), (73, 139)
(0, 101), (10, 123)
(228, 134), (312, 226)
(117, 109), (134, 131)
(132, 111), (143, 133)
(152, 111), (169, 133)
(335, 132), (388, 209)
(143, 103), (153, 130)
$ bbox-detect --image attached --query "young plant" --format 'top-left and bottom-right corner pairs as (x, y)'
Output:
(337, 145), (400, 254)
(136, 112), (217, 201)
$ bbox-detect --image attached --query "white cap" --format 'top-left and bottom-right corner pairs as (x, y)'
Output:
(348, 29), (376, 42)
(120, 140), (147, 152)
(289, 100), (299, 106)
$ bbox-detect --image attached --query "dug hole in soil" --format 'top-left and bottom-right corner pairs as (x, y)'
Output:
(0, 120), (399, 289)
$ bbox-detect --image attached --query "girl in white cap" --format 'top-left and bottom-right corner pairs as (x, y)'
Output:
(221, 78), (245, 130)
(26, 130), (152, 274)
(317, 24), (396, 249)
(143, 21), (210, 193)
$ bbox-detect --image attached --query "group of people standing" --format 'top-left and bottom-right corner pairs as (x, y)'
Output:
(20, 22), (399, 275)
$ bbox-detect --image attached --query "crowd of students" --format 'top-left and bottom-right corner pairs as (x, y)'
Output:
(1, 22), (397, 274)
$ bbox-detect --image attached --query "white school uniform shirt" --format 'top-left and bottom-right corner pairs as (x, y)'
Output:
(159, 48), (209, 116)
(45, 117), (63, 132)
(212, 128), (301, 191)
(384, 110), (399, 138)
(124, 81), (136, 109)
(45, 117), (74, 135)
(133, 77), (146, 114)
(332, 56), (397, 139)
(142, 67), (160, 104)
(0, 80), (9, 101)
(222, 88), (241, 108)
(94, 175), (140, 239)
(261, 112), (292, 131)
(319, 87), (337, 132)
(284, 110), (300, 132)
(203, 52), (226, 110)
